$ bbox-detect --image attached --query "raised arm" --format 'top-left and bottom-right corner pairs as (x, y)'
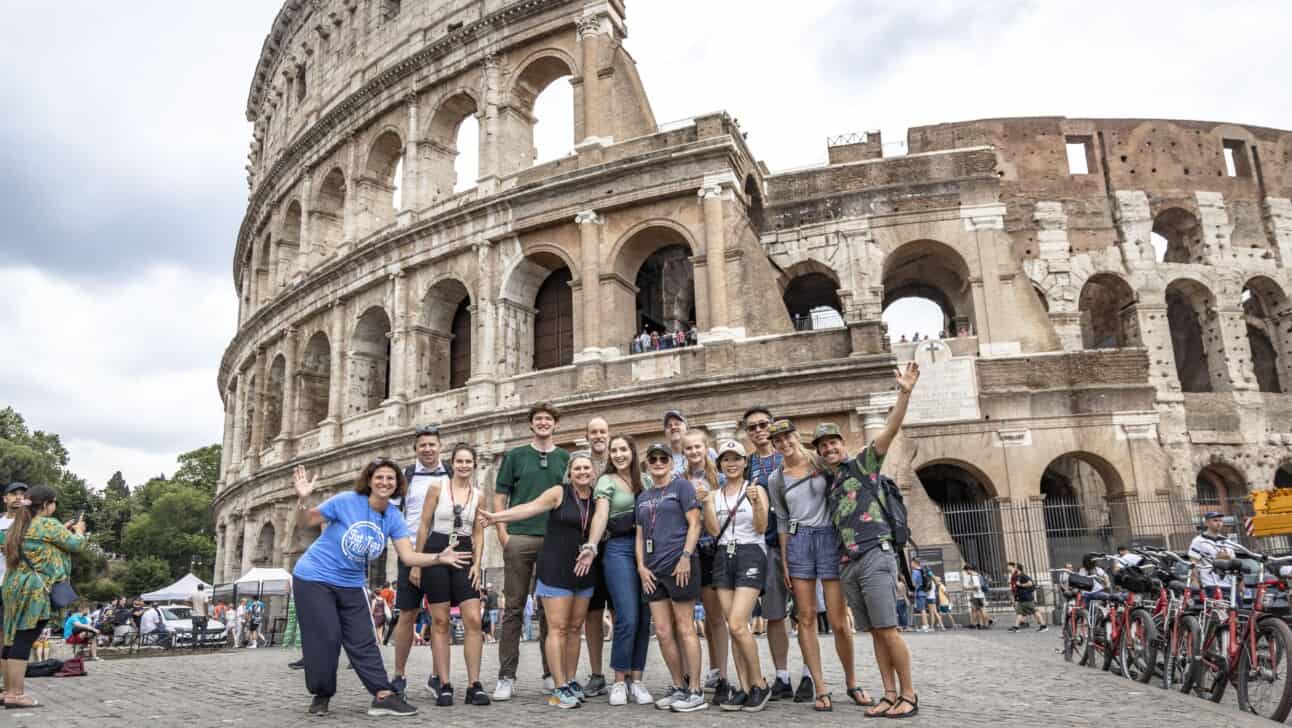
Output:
(874, 361), (921, 455)
(416, 483), (442, 553)
(392, 536), (470, 569)
(701, 496), (720, 538)
(292, 465), (326, 528)
(478, 485), (563, 526)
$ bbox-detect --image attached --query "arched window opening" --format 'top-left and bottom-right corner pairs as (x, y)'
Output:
(1078, 273), (1139, 349)
(744, 175), (765, 231)
(613, 226), (698, 346)
(510, 55), (575, 169)
(1165, 279), (1218, 393)
(783, 271), (843, 332)
(418, 279), (472, 393)
(882, 240), (974, 344)
(241, 373), (256, 456)
(280, 201), (303, 287)
(295, 65), (306, 104)
(1153, 208), (1202, 264)
(1244, 278), (1288, 394)
(883, 297), (949, 344)
(351, 307), (392, 413)
(1040, 453), (1129, 570)
(1196, 464), (1247, 515)
(450, 299), (472, 389)
(916, 462), (1005, 585)
(426, 92), (481, 199)
(455, 114), (480, 193)
(1276, 462), (1292, 489)
(253, 523), (276, 568)
(532, 74), (574, 164)
(264, 355), (286, 443)
(314, 168), (347, 258)
(534, 267), (574, 370)
(361, 131), (403, 233)
(298, 332), (331, 432)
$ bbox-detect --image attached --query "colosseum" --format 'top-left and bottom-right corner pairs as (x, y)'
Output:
(213, 0), (1292, 593)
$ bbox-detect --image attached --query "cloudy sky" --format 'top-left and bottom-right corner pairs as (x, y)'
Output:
(2, 1), (1290, 488)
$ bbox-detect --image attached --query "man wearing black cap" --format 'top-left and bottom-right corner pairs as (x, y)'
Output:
(1189, 512), (1237, 597)
(0, 482), (29, 693)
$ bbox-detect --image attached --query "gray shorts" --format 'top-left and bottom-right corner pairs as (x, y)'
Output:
(785, 525), (841, 581)
(761, 546), (789, 621)
(840, 547), (900, 631)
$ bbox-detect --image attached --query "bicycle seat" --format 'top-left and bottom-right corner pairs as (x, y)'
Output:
(1167, 580), (1188, 595)
(1212, 559), (1250, 575)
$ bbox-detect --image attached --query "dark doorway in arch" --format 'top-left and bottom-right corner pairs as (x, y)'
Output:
(534, 267), (574, 371)
(449, 299), (472, 389)
(1079, 274), (1138, 350)
(1196, 464), (1247, 515)
(783, 273), (843, 331)
(1277, 463), (1292, 489)
(635, 245), (696, 334)
(744, 175), (765, 231)
(233, 531), (246, 579)
(1165, 282), (1214, 393)
(1249, 325), (1281, 393)
(916, 463), (1005, 584)
(1039, 454), (1128, 572)
(1244, 279), (1288, 394)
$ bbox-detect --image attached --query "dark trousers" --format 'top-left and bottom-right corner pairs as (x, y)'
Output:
(294, 577), (393, 698)
(191, 616), (208, 648)
(498, 534), (550, 680)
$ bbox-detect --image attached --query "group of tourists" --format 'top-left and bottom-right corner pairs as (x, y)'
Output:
(287, 362), (923, 719)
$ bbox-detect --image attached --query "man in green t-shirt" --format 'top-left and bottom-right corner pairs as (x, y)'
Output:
(492, 401), (571, 701)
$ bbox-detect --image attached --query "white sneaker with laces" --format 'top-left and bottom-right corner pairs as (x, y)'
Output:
(541, 674), (556, 695)
(609, 681), (628, 706)
(630, 682), (654, 705)
(493, 677), (514, 702)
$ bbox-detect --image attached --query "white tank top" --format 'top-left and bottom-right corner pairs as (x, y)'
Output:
(430, 482), (478, 537)
(713, 482), (764, 548)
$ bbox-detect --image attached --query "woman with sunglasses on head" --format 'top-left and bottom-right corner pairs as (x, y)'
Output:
(768, 420), (871, 713)
(291, 458), (470, 718)
(680, 430), (731, 704)
(700, 440), (772, 712)
(580, 434), (653, 706)
(637, 442), (707, 713)
(414, 443), (489, 708)
(478, 452), (598, 710)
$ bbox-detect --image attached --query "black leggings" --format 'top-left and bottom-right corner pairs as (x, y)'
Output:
(2, 620), (48, 661)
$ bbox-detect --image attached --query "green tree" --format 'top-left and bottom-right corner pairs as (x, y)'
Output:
(95, 471), (135, 556)
(83, 577), (124, 603)
(122, 556), (171, 596)
(122, 483), (215, 581)
(173, 445), (221, 496)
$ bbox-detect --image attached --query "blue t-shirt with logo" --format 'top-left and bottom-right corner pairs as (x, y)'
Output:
(292, 492), (410, 588)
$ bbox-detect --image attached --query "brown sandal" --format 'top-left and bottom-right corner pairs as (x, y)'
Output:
(814, 692), (833, 712)
(864, 695), (896, 718)
(848, 686), (875, 707)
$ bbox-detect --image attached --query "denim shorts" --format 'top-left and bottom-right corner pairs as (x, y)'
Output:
(785, 525), (841, 580)
(535, 579), (594, 600)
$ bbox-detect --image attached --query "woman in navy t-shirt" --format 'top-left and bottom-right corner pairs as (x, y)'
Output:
(291, 458), (470, 718)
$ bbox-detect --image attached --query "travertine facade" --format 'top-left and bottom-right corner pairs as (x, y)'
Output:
(213, 0), (1292, 584)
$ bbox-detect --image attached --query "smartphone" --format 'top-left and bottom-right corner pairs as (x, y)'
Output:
(75, 510), (85, 523)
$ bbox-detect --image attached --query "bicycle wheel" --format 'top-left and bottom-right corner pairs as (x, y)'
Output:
(1063, 607), (1086, 663)
(1168, 615), (1202, 693)
(1073, 608), (1093, 666)
(1191, 622), (1228, 702)
(1236, 617), (1292, 721)
(1119, 608), (1158, 683)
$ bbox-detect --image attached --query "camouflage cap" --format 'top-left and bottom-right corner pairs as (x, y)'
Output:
(811, 422), (845, 448)
(767, 419), (797, 438)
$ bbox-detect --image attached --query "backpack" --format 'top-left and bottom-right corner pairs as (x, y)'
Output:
(54, 656), (86, 677)
(25, 659), (63, 678)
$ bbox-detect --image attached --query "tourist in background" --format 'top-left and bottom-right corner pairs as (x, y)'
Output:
(963, 565), (989, 629)
(189, 583), (210, 649)
(681, 429), (731, 704)
(580, 417), (611, 698)
(63, 604), (100, 660)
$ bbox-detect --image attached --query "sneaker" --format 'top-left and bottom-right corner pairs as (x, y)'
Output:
(248, 642), (258, 648)
(919, 625), (930, 633)
(743, 684), (771, 713)
(720, 689), (749, 711)
(541, 674), (557, 695)
(289, 659), (306, 670)
(630, 681), (654, 705)
(670, 690), (709, 713)
(655, 685), (686, 710)
(369, 692), (419, 717)
(308, 696), (330, 716)
(710, 679), (731, 706)
(391, 675), (407, 697)
(492, 678), (514, 702)
(769, 677), (793, 701)
(548, 686), (581, 709)
(427, 674), (441, 693)
(568, 680), (586, 703)
(1037, 624), (1049, 633)
(1007, 626), (1020, 633)
(702, 668), (722, 690)
(584, 673), (608, 697)
(609, 681), (629, 706)
(793, 675), (814, 703)
(466, 682), (492, 706)
(436, 683), (454, 707)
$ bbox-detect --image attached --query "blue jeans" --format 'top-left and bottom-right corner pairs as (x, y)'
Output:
(604, 536), (651, 673)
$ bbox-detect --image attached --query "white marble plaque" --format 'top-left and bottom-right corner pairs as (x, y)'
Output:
(904, 341), (980, 424)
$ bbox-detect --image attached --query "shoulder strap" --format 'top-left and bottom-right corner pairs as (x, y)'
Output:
(713, 488), (748, 543)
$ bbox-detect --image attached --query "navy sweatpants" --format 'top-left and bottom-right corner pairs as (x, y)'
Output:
(294, 577), (393, 698)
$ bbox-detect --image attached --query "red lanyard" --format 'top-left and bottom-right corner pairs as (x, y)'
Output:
(573, 484), (591, 536)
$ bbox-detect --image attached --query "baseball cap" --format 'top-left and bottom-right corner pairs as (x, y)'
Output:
(1203, 511), (1224, 520)
(767, 419), (796, 438)
(811, 423), (845, 447)
(716, 440), (746, 460)
(663, 410), (687, 428)
(4, 482), (30, 495)
(644, 442), (672, 459)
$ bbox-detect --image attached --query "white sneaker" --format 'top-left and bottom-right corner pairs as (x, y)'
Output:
(493, 677), (514, 702)
(920, 625), (929, 633)
(248, 642), (258, 648)
(669, 691), (708, 713)
(655, 686), (685, 710)
(630, 681), (654, 705)
(541, 674), (556, 695)
(609, 681), (628, 706)
(702, 668), (722, 690)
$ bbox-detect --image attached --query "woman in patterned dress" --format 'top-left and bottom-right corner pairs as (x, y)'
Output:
(1, 484), (88, 708)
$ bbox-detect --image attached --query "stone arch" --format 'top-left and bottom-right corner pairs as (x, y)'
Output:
(252, 521), (276, 568)
(1165, 277), (1223, 392)
(914, 459), (1005, 583)
(313, 167), (347, 258)
(233, 527), (246, 579)
(425, 90), (481, 199)
(264, 354), (287, 442)
(255, 234), (272, 306)
(350, 306), (393, 414)
(279, 199), (302, 286)
(297, 330), (331, 432)
(1039, 451), (1130, 570)
(240, 372), (257, 456)
(611, 223), (698, 339)
(1243, 275), (1290, 393)
(1196, 461), (1248, 514)
(417, 277), (473, 394)
(500, 249), (577, 375)
(1078, 272), (1139, 349)
(359, 129), (403, 234)
(505, 49), (578, 171)
(779, 260), (843, 331)
(1152, 207), (1203, 264)
(882, 239), (975, 339)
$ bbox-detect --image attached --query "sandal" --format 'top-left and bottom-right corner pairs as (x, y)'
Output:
(885, 694), (919, 719)
(3, 697), (42, 709)
(813, 692), (833, 712)
(847, 686), (875, 707)
(864, 694), (897, 718)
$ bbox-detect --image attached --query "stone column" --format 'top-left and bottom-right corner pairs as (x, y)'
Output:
(247, 350), (267, 472)
(699, 173), (735, 338)
(961, 203), (1020, 356)
(212, 525), (225, 584)
(240, 518), (258, 577)
(703, 420), (739, 444)
(1215, 302), (1256, 392)
(321, 299), (347, 447)
(575, 210), (605, 357)
(222, 516), (241, 581)
(1264, 197), (1292, 266)
(385, 271), (411, 427)
(576, 15), (605, 148)
(266, 237), (279, 300)
(298, 168), (315, 277)
(477, 54), (502, 189)
(399, 91), (421, 224)
(858, 391), (897, 445)
(248, 234), (263, 314)
(1113, 190), (1155, 269)
(1196, 191), (1234, 264)
(219, 385), (236, 487)
(276, 328), (299, 459)
(340, 135), (359, 254)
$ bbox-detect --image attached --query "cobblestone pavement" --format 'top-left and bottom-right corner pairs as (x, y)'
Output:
(5, 628), (1275, 728)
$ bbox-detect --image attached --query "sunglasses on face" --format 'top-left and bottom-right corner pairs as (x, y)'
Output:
(647, 455), (671, 464)
(745, 420), (771, 432)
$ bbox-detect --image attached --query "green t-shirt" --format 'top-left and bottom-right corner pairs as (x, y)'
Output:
(495, 445), (570, 536)
(594, 474), (637, 520)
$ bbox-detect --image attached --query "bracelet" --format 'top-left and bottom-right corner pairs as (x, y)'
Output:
(579, 543), (598, 557)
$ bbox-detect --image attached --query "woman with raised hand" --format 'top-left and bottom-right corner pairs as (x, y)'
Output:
(637, 442), (707, 713)
(581, 434), (653, 706)
(700, 440), (772, 712)
(477, 452), (597, 710)
(291, 459), (469, 718)
(413, 443), (489, 707)
(681, 430), (731, 704)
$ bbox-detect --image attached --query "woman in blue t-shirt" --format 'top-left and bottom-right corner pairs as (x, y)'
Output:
(291, 458), (470, 719)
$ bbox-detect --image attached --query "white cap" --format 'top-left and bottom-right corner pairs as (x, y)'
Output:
(716, 439), (746, 460)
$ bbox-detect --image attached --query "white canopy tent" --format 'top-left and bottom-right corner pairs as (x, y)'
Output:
(141, 573), (211, 603)
(233, 567), (293, 597)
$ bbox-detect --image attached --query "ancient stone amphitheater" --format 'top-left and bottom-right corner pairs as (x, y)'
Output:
(213, 0), (1292, 588)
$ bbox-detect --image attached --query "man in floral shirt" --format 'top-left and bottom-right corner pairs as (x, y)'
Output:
(813, 362), (920, 719)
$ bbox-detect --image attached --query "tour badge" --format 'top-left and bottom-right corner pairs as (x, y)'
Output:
(340, 521), (387, 564)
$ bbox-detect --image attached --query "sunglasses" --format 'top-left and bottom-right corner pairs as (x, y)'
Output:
(453, 504), (464, 531)
(745, 420), (771, 432)
(538, 452), (548, 469)
(415, 425), (440, 437)
(646, 454), (671, 464)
